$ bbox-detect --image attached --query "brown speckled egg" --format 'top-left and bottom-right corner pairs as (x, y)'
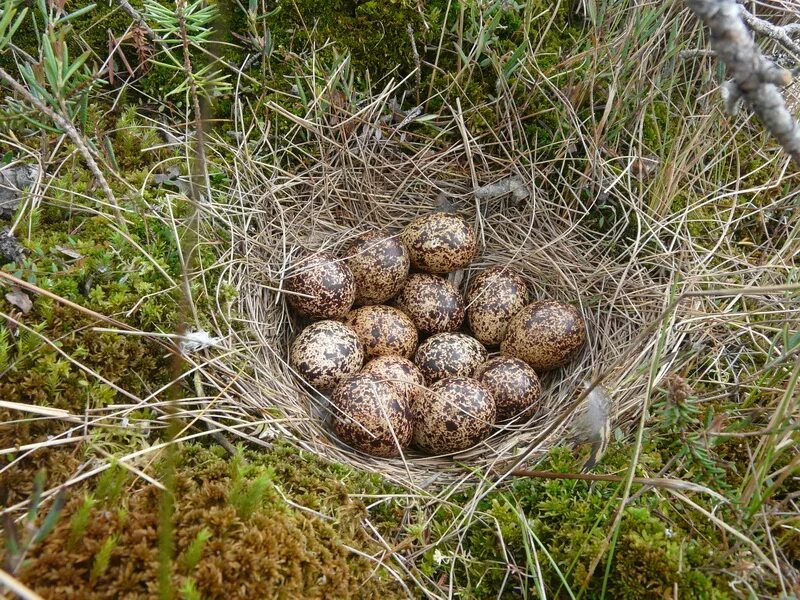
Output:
(394, 273), (465, 335)
(401, 213), (477, 273)
(331, 372), (413, 457)
(344, 305), (418, 359)
(501, 300), (587, 371)
(285, 252), (355, 318)
(466, 267), (530, 346)
(345, 231), (410, 305)
(412, 377), (495, 455)
(414, 333), (487, 384)
(289, 320), (364, 393)
(475, 356), (542, 421)
(361, 356), (426, 414)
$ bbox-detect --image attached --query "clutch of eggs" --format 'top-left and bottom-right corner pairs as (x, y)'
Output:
(284, 212), (588, 458)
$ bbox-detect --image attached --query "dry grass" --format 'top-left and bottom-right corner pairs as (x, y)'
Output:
(208, 86), (678, 487)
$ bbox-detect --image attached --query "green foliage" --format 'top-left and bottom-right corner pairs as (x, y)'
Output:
(0, 0), (27, 52)
(1, 470), (65, 573)
(228, 451), (276, 520)
(90, 535), (118, 582)
(111, 106), (166, 170)
(415, 446), (731, 598)
(4, 1), (102, 131)
(262, 0), (422, 79)
(0, 324), (9, 370)
(68, 493), (96, 549)
(94, 462), (130, 506)
(181, 578), (203, 600)
(143, 0), (231, 100)
(183, 528), (212, 571)
(651, 378), (729, 485)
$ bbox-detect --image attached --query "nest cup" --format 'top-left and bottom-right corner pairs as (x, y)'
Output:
(229, 132), (679, 489)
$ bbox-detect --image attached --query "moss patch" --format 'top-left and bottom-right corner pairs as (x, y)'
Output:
(10, 443), (406, 599)
(414, 446), (735, 598)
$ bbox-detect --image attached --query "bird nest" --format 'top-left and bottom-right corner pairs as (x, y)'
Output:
(209, 89), (687, 491)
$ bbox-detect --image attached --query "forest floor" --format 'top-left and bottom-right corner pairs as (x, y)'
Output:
(1, 1), (799, 599)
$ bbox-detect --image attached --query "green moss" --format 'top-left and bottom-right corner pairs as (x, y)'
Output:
(0, 129), (218, 505)
(415, 446), (733, 599)
(262, 0), (421, 79)
(11, 443), (406, 599)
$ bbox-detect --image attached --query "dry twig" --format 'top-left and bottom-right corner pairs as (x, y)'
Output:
(688, 0), (800, 165)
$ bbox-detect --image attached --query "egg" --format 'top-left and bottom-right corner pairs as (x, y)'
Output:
(413, 333), (487, 383)
(289, 320), (364, 393)
(284, 251), (356, 318)
(331, 372), (413, 457)
(501, 300), (587, 371)
(401, 213), (477, 273)
(344, 305), (418, 359)
(361, 355), (426, 414)
(466, 267), (530, 345)
(394, 273), (465, 335)
(412, 377), (495, 455)
(475, 356), (542, 421)
(344, 230), (410, 305)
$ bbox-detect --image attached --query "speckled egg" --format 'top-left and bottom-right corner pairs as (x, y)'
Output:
(289, 320), (364, 393)
(285, 252), (355, 318)
(361, 355), (426, 414)
(501, 300), (587, 371)
(414, 333), (488, 384)
(331, 372), (413, 457)
(412, 377), (496, 455)
(475, 356), (542, 421)
(401, 213), (477, 273)
(466, 267), (531, 346)
(344, 305), (418, 359)
(344, 230), (410, 305)
(394, 273), (465, 335)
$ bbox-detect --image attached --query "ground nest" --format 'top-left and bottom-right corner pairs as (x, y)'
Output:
(210, 93), (689, 490)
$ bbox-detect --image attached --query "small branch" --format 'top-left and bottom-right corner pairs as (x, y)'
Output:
(738, 3), (800, 58)
(407, 23), (421, 103)
(0, 68), (127, 227)
(0, 568), (44, 600)
(115, 0), (157, 40)
(688, 0), (800, 165)
(509, 469), (729, 502)
(678, 48), (716, 59)
(785, 23), (800, 35)
(7, 42), (36, 64)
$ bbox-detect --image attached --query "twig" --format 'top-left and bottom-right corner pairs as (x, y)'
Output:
(115, 0), (157, 39)
(687, 0), (800, 165)
(0, 568), (44, 600)
(7, 42), (36, 64)
(0, 68), (127, 227)
(407, 23), (421, 103)
(738, 3), (800, 58)
(668, 489), (780, 574)
(679, 48), (716, 59)
(509, 469), (729, 502)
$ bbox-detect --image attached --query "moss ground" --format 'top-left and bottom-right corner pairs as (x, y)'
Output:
(1, 0), (798, 598)
(12, 443), (406, 599)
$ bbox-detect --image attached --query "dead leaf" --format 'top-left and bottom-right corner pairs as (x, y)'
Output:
(55, 245), (82, 259)
(5, 288), (32, 314)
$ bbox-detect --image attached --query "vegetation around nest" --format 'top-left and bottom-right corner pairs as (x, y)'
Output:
(0, 0), (798, 598)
